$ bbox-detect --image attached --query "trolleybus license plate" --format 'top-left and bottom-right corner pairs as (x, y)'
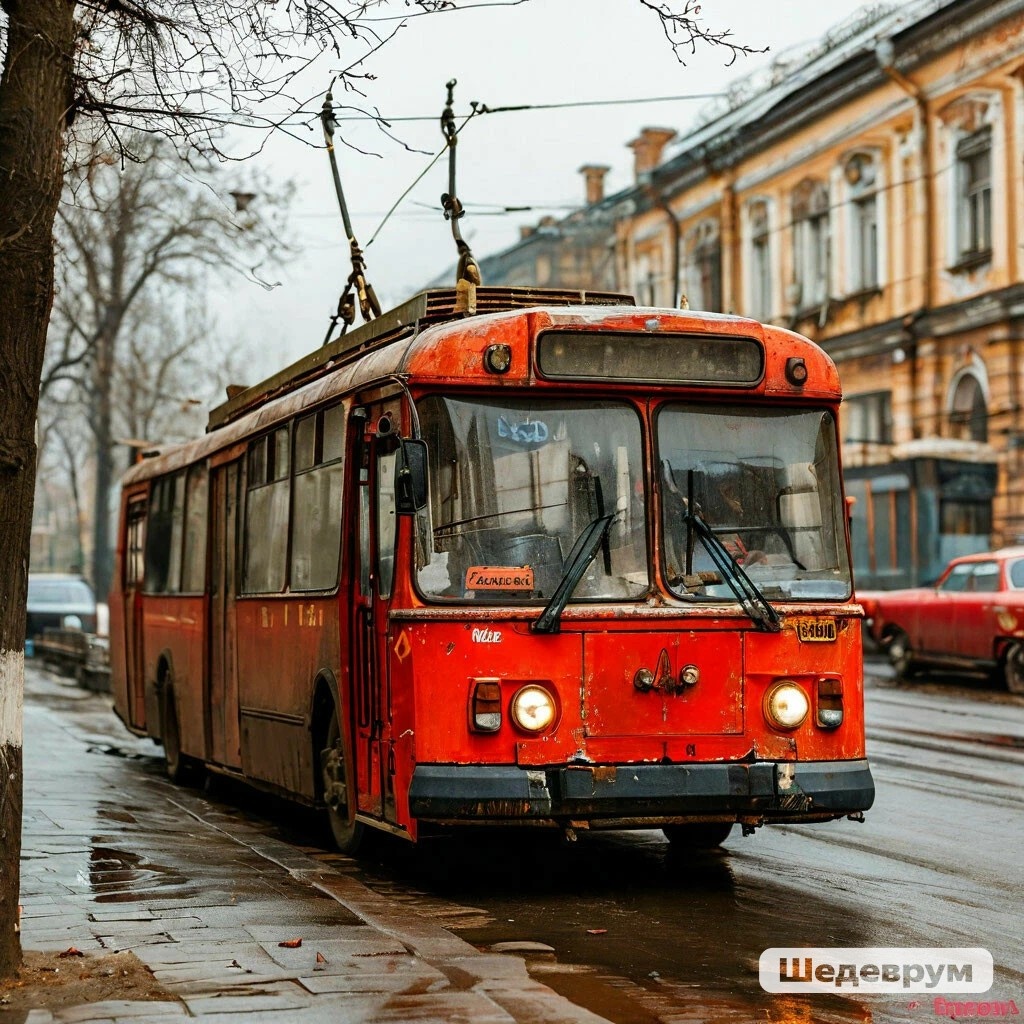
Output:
(794, 618), (837, 642)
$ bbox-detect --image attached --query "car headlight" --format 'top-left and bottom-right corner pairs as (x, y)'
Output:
(510, 685), (556, 732)
(764, 682), (809, 730)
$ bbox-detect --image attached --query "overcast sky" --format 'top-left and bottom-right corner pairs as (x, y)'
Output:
(224, 0), (876, 377)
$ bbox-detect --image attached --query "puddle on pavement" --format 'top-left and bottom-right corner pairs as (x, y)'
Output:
(97, 808), (138, 824)
(83, 844), (194, 903)
(86, 744), (150, 761)
(531, 965), (878, 1024)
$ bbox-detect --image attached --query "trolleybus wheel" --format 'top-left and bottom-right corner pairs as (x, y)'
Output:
(321, 711), (364, 854)
(1003, 643), (1024, 695)
(161, 685), (204, 786)
(885, 628), (915, 680)
(662, 822), (733, 849)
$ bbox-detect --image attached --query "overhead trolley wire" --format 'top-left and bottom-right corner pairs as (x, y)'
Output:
(323, 90), (727, 122)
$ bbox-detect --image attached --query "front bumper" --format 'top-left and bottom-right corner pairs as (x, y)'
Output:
(408, 758), (874, 824)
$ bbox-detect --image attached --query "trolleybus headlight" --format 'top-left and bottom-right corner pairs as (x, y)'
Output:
(764, 682), (809, 730)
(510, 685), (556, 733)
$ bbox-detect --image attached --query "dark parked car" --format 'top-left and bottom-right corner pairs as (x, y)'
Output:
(858, 547), (1024, 693)
(26, 573), (98, 640)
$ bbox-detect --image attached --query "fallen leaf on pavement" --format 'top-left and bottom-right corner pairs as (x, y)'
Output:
(278, 938), (302, 948)
(59, 948), (85, 958)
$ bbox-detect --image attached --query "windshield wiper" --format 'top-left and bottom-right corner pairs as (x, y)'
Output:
(531, 514), (614, 635)
(434, 501), (568, 537)
(685, 511), (781, 633)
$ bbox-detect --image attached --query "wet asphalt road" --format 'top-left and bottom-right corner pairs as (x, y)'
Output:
(26, 657), (1024, 1024)
(319, 659), (1024, 1024)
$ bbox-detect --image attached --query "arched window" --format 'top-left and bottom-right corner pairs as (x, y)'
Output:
(937, 93), (998, 268)
(747, 200), (772, 320)
(791, 179), (830, 309)
(843, 152), (879, 292)
(683, 219), (722, 312)
(949, 370), (988, 443)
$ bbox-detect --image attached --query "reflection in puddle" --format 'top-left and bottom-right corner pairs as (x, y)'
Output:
(84, 844), (193, 903)
(532, 964), (875, 1024)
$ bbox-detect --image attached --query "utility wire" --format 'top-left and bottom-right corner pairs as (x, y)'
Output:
(321, 91), (727, 123)
(365, 109), (479, 248)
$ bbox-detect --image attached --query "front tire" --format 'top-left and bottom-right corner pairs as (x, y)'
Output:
(321, 709), (364, 854)
(1004, 643), (1024, 695)
(663, 822), (734, 849)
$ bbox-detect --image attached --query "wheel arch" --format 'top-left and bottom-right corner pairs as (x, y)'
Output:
(309, 670), (342, 803)
(151, 648), (177, 742)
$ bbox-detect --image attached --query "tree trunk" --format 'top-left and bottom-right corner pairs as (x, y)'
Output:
(91, 330), (115, 599)
(0, 0), (76, 979)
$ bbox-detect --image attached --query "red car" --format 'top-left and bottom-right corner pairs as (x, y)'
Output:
(859, 547), (1024, 694)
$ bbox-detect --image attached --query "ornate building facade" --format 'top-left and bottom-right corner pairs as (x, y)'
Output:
(478, 0), (1024, 586)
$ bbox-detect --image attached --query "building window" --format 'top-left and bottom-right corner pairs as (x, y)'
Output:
(634, 251), (667, 307)
(682, 220), (722, 312)
(956, 127), (992, 262)
(791, 179), (830, 310)
(844, 153), (879, 292)
(748, 201), (772, 320)
(844, 391), (892, 445)
(949, 371), (988, 443)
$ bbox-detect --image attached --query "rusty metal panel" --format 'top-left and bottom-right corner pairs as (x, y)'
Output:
(583, 630), (744, 737)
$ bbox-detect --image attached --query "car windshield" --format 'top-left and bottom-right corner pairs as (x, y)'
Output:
(27, 579), (94, 606)
(415, 396), (648, 602)
(658, 404), (852, 602)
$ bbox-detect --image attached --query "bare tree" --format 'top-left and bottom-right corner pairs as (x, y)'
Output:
(38, 297), (250, 577)
(0, 0), (761, 976)
(43, 134), (291, 600)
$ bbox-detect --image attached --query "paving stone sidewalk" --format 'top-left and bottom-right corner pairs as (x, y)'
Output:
(17, 665), (609, 1024)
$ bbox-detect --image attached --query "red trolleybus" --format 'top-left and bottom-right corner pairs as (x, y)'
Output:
(109, 288), (874, 851)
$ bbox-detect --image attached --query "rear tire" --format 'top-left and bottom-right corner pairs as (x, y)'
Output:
(885, 627), (915, 679)
(1004, 643), (1024, 695)
(321, 709), (364, 854)
(161, 685), (204, 786)
(663, 822), (734, 849)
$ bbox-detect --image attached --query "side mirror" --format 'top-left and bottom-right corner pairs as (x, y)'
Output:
(395, 439), (429, 514)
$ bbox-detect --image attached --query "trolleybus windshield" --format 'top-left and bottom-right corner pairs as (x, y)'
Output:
(658, 404), (851, 602)
(415, 396), (648, 602)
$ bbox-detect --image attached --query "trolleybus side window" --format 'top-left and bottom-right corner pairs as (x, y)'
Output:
(291, 404), (345, 591)
(243, 425), (290, 594)
(144, 472), (185, 593)
(182, 463), (209, 593)
(658, 404), (851, 601)
(415, 395), (648, 602)
(125, 500), (146, 587)
(143, 467), (208, 594)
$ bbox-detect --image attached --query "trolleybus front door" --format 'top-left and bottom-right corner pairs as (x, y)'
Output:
(349, 403), (401, 822)
(208, 460), (242, 768)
